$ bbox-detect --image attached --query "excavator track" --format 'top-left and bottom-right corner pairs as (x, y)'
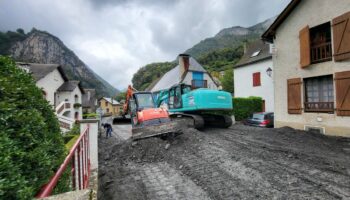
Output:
(202, 114), (233, 128)
(170, 113), (205, 129)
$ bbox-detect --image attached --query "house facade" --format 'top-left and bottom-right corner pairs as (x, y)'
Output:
(82, 89), (98, 114)
(149, 54), (218, 92)
(17, 63), (83, 132)
(263, 0), (350, 136)
(56, 81), (84, 121)
(234, 40), (274, 112)
(98, 97), (122, 116)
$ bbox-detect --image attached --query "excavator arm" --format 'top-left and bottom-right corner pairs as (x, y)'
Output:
(122, 85), (138, 115)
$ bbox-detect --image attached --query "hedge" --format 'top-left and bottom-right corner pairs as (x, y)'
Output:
(232, 96), (263, 121)
(0, 56), (66, 199)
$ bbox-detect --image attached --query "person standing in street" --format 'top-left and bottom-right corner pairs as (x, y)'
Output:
(102, 123), (113, 138)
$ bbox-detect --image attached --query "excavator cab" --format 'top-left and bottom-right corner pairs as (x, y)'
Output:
(121, 86), (181, 140)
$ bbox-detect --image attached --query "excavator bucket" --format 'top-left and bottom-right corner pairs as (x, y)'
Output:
(131, 120), (182, 140)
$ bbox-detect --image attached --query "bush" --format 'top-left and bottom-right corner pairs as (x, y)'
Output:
(0, 56), (66, 199)
(232, 96), (263, 121)
(83, 112), (98, 119)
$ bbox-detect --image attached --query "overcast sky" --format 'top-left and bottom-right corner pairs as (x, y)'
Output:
(0, 0), (290, 90)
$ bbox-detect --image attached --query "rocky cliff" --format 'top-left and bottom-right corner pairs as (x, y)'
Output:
(8, 29), (118, 97)
(185, 17), (276, 58)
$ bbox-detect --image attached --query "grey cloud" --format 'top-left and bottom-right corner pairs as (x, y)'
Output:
(0, 0), (290, 90)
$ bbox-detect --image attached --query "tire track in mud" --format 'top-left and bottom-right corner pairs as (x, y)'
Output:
(98, 124), (350, 200)
(201, 127), (350, 199)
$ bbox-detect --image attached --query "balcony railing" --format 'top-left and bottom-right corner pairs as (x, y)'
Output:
(36, 126), (90, 198)
(191, 80), (207, 89)
(304, 102), (334, 113)
(311, 42), (332, 64)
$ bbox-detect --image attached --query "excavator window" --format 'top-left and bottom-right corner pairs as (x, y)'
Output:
(134, 93), (155, 110)
(182, 85), (192, 94)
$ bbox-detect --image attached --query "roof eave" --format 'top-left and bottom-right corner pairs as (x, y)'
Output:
(234, 56), (272, 69)
(262, 0), (301, 42)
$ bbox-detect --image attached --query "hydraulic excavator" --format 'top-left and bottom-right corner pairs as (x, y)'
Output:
(154, 83), (233, 129)
(121, 85), (181, 140)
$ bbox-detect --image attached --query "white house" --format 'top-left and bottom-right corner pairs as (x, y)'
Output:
(17, 62), (84, 132)
(234, 40), (274, 112)
(148, 54), (218, 92)
(262, 0), (350, 137)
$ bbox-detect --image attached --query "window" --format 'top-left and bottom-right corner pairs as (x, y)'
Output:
(105, 101), (108, 106)
(253, 72), (261, 87)
(42, 90), (47, 99)
(310, 22), (332, 64)
(106, 108), (109, 113)
(74, 94), (79, 103)
(304, 75), (334, 113)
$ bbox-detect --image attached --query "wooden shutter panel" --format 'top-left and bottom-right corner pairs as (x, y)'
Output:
(335, 71), (350, 116)
(299, 26), (311, 68)
(332, 12), (350, 61)
(287, 78), (302, 114)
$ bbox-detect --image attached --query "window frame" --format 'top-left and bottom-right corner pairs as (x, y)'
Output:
(253, 72), (261, 87)
(309, 22), (333, 64)
(303, 75), (334, 113)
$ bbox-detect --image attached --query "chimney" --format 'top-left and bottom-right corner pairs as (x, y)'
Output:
(243, 42), (247, 54)
(178, 54), (190, 78)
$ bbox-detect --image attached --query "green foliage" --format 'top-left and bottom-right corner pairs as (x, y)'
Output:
(132, 62), (177, 90)
(197, 46), (243, 72)
(83, 112), (98, 119)
(66, 124), (80, 135)
(0, 30), (27, 55)
(0, 56), (66, 199)
(115, 91), (126, 102)
(73, 103), (82, 108)
(232, 96), (263, 121)
(220, 69), (234, 93)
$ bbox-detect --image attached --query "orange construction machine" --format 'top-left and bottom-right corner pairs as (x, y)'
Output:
(122, 85), (181, 140)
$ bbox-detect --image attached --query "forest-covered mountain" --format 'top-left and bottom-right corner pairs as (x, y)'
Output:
(132, 17), (275, 91)
(0, 29), (118, 97)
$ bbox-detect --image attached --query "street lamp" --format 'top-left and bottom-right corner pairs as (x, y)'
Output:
(266, 67), (272, 77)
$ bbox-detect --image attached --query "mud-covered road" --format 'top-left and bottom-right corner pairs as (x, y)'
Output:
(98, 122), (350, 200)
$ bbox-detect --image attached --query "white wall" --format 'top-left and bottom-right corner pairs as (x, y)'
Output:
(57, 87), (83, 120)
(182, 71), (218, 90)
(234, 59), (274, 112)
(80, 120), (99, 170)
(36, 69), (65, 107)
(273, 0), (350, 136)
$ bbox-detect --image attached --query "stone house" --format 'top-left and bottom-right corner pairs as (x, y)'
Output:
(262, 0), (350, 136)
(17, 62), (84, 131)
(148, 54), (218, 92)
(234, 40), (274, 112)
(98, 97), (122, 116)
(82, 89), (97, 114)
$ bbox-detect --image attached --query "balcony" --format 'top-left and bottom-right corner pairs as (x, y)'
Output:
(304, 102), (334, 113)
(310, 42), (332, 64)
(191, 80), (207, 89)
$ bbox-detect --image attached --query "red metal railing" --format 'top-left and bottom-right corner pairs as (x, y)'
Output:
(36, 126), (90, 198)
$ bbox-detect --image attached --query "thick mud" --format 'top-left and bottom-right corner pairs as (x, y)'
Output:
(98, 124), (350, 200)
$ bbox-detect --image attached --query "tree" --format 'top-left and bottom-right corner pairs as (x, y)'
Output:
(221, 68), (234, 94)
(115, 91), (126, 102)
(0, 56), (66, 199)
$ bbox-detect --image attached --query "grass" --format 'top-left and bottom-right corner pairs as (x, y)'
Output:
(65, 135), (80, 150)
